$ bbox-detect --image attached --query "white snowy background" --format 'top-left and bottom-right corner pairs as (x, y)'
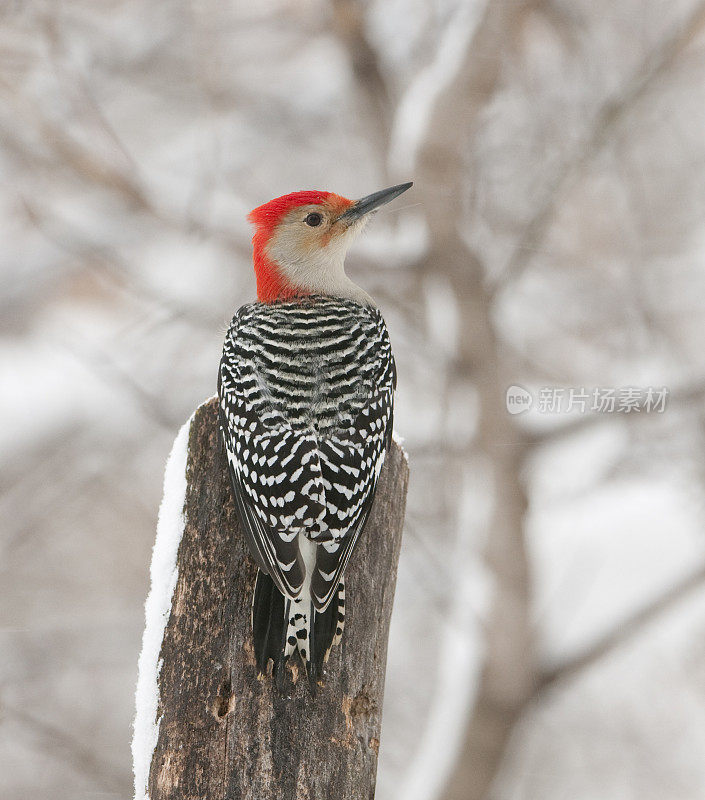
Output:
(2, 1), (705, 799)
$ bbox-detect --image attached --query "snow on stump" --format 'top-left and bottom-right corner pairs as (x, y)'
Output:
(132, 397), (409, 800)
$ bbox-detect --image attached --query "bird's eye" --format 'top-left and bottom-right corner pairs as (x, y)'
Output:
(304, 212), (323, 227)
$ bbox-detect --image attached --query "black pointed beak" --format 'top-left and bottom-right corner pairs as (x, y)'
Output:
(337, 182), (413, 224)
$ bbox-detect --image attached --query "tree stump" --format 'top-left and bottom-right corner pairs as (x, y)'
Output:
(133, 397), (409, 800)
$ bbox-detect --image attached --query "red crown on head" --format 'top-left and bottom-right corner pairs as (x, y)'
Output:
(248, 191), (334, 236)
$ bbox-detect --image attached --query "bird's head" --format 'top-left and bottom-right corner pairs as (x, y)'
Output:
(248, 182), (412, 304)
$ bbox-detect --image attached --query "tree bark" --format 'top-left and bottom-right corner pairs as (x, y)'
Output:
(146, 397), (408, 800)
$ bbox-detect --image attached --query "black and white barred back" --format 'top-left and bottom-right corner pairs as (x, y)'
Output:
(218, 295), (395, 683)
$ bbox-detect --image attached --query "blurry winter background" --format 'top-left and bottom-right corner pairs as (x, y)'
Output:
(3, 0), (705, 798)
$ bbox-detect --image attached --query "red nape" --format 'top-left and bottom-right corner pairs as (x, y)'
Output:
(251, 228), (303, 303)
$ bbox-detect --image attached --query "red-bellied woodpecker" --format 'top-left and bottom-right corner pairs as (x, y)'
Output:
(218, 182), (412, 686)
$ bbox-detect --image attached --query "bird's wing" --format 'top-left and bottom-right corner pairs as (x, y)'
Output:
(310, 348), (396, 611)
(218, 312), (326, 600)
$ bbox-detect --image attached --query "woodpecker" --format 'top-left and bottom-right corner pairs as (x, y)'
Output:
(218, 181), (411, 686)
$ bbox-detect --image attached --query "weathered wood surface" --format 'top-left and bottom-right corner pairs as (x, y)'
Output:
(148, 397), (409, 800)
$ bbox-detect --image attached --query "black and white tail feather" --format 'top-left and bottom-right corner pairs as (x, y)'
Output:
(252, 572), (346, 687)
(218, 295), (395, 689)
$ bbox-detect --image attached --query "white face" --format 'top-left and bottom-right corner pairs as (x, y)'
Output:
(265, 203), (372, 303)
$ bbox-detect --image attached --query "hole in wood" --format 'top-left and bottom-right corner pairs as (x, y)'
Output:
(214, 679), (234, 719)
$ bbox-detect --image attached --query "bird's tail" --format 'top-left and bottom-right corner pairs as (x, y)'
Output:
(252, 570), (345, 688)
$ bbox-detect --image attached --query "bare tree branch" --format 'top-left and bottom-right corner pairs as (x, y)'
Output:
(21, 196), (221, 331)
(537, 561), (705, 692)
(494, 1), (705, 293)
(526, 378), (705, 448)
(3, 700), (128, 792)
(411, 3), (545, 798)
(329, 0), (393, 168)
(0, 79), (251, 259)
(58, 336), (184, 432)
